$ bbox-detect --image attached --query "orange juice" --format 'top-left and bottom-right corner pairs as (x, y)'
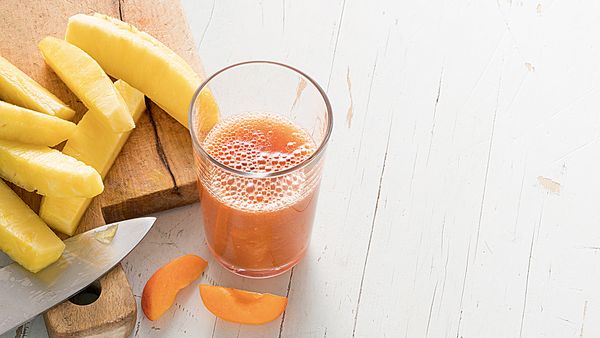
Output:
(196, 112), (320, 277)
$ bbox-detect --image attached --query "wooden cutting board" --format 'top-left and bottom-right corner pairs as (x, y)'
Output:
(0, 0), (204, 336)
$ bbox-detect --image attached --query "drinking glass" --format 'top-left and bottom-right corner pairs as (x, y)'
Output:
(189, 61), (332, 278)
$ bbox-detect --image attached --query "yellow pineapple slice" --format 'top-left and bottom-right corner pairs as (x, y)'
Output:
(65, 13), (219, 130)
(0, 139), (103, 198)
(0, 100), (76, 146)
(0, 55), (75, 120)
(61, 81), (145, 177)
(38, 36), (135, 132)
(40, 80), (145, 235)
(0, 179), (64, 273)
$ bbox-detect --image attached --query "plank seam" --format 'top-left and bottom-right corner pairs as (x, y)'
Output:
(457, 60), (504, 337)
(198, 0), (216, 49)
(473, 58), (503, 260)
(325, 0), (347, 91)
(210, 316), (217, 338)
(519, 202), (544, 338)
(425, 280), (439, 338)
(580, 300), (588, 338)
(277, 267), (295, 338)
(351, 115), (393, 337)
(455, 240), (471, 337)
(425, 67), (444, 167)
(353, 53), (379, 172)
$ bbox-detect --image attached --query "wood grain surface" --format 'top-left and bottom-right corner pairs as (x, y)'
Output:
(44, 268), (137, 338)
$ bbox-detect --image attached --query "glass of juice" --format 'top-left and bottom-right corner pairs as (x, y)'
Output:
(189, 61), (332, 278)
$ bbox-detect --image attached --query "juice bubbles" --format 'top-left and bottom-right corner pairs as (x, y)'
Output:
(196, 112), (321, 277)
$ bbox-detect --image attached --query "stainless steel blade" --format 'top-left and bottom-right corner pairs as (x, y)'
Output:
(0, 216), (156, 335)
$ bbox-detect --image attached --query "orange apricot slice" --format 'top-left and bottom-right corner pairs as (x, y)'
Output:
(142, 255), (208, 321)
(199, 285), (288, 325)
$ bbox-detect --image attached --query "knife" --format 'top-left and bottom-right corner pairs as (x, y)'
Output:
(0, 216), (156, 335)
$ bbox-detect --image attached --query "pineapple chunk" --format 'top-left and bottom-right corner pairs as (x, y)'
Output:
(40, 80), (145, 235)
(0, 139), (103, 198)
(0, 179), (64, 273)
(62, 81), (146, 177)
(65, 13), (219, 130)
(38, 37), (135, 132)
(0, 100), (76, 146)
(0, 55), (75, 120)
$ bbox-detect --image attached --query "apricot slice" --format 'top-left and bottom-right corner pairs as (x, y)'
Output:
(199, 285), (288, 325)
(142, 255), (208, 321)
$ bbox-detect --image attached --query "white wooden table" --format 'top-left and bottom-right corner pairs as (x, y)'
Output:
(5, 0), (600, 337)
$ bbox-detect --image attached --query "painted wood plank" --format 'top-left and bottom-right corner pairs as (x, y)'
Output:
(128, 1), (600, 337)
(5, 1), (600, 337)
(353, 1), (600, 338)
(126, 0), (347, 337)
(280, 1), (411, 336)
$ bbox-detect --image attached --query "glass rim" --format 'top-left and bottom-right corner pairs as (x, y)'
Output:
(188, 60), (333, 178)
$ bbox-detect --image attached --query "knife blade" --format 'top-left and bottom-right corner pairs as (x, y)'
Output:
(0, 216), (156, 335)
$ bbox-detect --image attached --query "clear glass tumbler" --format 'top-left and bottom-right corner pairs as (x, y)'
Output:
(189, 61), (333, 278)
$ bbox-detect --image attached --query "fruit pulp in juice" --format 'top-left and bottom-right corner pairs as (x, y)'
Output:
(197, 112), (319, 277)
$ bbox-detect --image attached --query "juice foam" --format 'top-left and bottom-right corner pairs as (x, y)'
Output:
(201, 112), (316, 211)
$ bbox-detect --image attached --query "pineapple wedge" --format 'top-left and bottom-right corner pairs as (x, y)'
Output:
(0, 100), (76, 146)
(65, 13), (219, 130)
(62, 81), (146, 177)
(0, 139), (103, 198)
(38, 37), (135, 132)
(0, 179), (64, 273)
(40, 80), (146, 235)
(0, 55), (75, 120)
